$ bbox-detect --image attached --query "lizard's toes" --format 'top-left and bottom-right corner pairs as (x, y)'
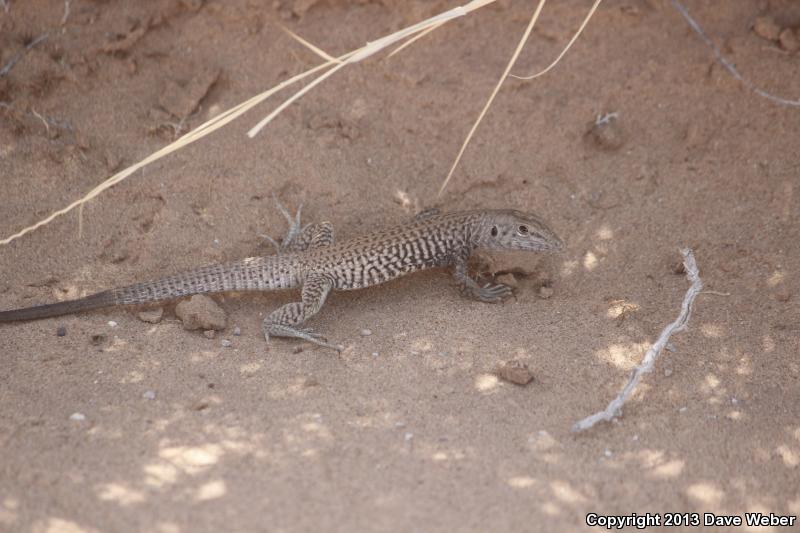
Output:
(478, 283), (514, 302)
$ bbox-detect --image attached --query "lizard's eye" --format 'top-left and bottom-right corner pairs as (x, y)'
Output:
(518, 225), (529, 235)
(490, 226), (499, 237)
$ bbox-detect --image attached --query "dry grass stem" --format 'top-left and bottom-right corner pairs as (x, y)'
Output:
(438, 0), (548, 196)
(438, 0), (603, 194)
(510, 0), (603, 80)
(2, 0), (589, 246)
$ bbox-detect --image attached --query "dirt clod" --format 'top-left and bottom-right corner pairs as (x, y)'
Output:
(137, 308), (164, 324)
(538, 286), (554, 299)
(495, 360), (534, 386)
(779, 28), (799, 52)
(176, 295), (227, 331)
(495, 273), (519, 289)
(587, 115), (625, 151)
(753, 16), (781, 41)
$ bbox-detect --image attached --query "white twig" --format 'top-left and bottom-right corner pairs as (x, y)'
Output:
(672, 0), (800, 107)
(572, 248), (703, 432)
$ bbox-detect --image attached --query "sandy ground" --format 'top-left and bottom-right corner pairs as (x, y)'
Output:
(1, 0), (799, 531)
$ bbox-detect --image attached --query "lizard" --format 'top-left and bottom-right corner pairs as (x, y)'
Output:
(0, 201), (564, 351)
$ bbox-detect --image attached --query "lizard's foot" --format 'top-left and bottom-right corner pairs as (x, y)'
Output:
(264, 323), (342, 352)
(464, 282), (514, 303)
(262, 195), (310, 253)
(274, 194), (309, 251)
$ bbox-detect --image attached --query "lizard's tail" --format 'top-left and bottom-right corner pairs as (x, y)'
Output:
(0, 255), (297, 323)
(0, 291), (117, 322)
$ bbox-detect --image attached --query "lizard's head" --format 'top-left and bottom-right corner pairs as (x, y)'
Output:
(476, 210), (565, 252)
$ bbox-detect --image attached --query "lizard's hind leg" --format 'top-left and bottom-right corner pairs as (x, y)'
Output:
(262, 195), (335, 253)
(263, 274), (341, 351)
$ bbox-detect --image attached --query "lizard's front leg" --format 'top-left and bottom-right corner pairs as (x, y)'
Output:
(452, 251), (513, 303)
(263, 274), (341, 351)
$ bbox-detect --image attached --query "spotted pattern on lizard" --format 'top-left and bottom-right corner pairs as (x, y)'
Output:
(0, 200), (565, 351)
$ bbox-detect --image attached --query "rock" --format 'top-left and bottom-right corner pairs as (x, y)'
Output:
(158, 66), (220, 119)
(669, 260), (686, 275)
(137, 308), (164, 324)
(142, 390), (156, 400)
(233, 326), (241, 336)
(175, 295), (227, 331)
(587, 113), (625, 151)
(753, 16), (780, 41)
(495, 359), (534, 385)
(495, 273), (519, 289)
(56, 325), (67, 337)
(69, 412), (86, 422)
(220, 339), (232, 348)
(360, 328), (372, 336)
(779, 28), (799, 52)
(538, 286), (554, 299)
(774, 289), (792, 302)
(203, 330), (216, 339)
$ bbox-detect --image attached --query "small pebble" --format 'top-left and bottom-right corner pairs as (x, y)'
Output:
(69, 412), (86, 421)
(753, 15), (781, 41)
(670, 261), (686, 275)
(142, 390), (156, 400)
(665, 343), (676, 352)
(495, 359), (534, 385)
(192, 401), (209, 411)
(632, 434), (639, 442)
(371, 351), (379, 357)
(664, 368), (673, 377)
(538, 286), (554, 299)
(175, 294), (227, 331)
(678, 406), (687, 413)
(220, 339), (232, 348)
(588, 113), (625, 151)
(404, 432), (414, 442)
(137, 308), (164, 324)
(56, 325), (67, 337)
(108, 320), (118, 327)
(360, 328), (372, 336)
(779, 28), (799, 52)
(394, 421), (406, 428)
(774, 289), (792, 302)
(731, 397), (738, 404)
(495, 273), (519, 289)
(604, 449), (613, 457)
(203, 330), (216, 339)
(233, 326), (241, 336)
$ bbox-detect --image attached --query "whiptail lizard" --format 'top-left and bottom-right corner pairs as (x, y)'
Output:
(0, 201), (564, 350)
